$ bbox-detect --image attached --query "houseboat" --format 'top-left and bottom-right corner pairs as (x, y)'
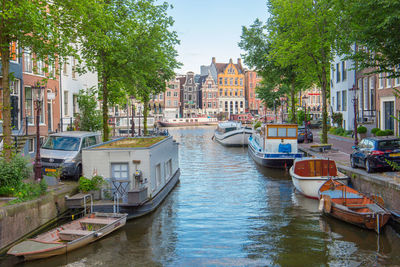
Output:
(248, 124), (303, 168)
(66, 135), (180, 220)
(290, 158), (348, 199)
(159, 117), (218, 127)
(213, 121), (253, 146)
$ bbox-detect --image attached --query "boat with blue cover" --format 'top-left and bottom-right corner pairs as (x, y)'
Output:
(248, 124), (303, 168)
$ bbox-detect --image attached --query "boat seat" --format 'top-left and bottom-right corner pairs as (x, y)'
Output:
(366, 204), (386, 213)
(58, 229), (95, 241)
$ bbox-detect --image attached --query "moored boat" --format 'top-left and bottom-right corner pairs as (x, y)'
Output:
(7, 212), (127, 261)
(213, 121), (253, 146)
(290, 158), (349, 199)
(248, 124), (303, 168)
(318, 179), (391, 233)
(159, 117), (218, 127)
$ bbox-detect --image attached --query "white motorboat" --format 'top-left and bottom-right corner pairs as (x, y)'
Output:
(213, 121), (253, 146)
(290, 158), (348, 199)
(248, 124), (303, 168)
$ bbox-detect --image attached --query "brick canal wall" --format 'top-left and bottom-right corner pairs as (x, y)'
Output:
(0, 184), (78, 253)
(338, 165), (400, 215)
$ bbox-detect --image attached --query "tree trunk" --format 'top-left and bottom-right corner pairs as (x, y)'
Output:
(321, 67), (328, 144)
(1, 44), (12, 161)
(101, 73), (109, 142)
(290, 81), (296, 124)
(143, 100), (148, 135)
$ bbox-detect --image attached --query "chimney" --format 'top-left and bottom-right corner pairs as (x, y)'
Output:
(238, 58), (242, 66)
(212, 57), (216, 64)
(229, 58), (233, 64)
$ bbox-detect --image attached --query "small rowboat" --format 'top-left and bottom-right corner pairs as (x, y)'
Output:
(290, 158), (348, 199)
(318, 179), (391, 233)
(8, 212), (127, 261)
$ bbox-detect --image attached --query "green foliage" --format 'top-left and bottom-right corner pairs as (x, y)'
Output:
(331, 113), (343, 127)
(385, 159), (400, 172)
(253, 121), (262, 129)
(384, 129), (394, 136)
(77, 88), (102, 132)
(0, 155), (33, 194)
(357, 125), (367, 134)
(78, 175), (105, 193)
(8, 180), (47, 204)
(329, 127), (337, 134)
(296, 110), (311, 125)
(371, 128), (380, 135)
(376, 130), (386, 136)
(45, 167), (62, 180)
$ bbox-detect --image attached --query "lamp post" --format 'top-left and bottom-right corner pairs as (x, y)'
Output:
(131, 102), (135, 137)
(138, 104), (142, 136)
(32, 82), (45, 181)
(350, 84), (359, 146)
(302, 95), (309, 143)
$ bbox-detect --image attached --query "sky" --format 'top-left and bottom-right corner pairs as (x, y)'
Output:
(165, 0), (270, 74)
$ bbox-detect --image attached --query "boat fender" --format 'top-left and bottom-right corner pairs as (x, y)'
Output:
(324, 196), (332, 213)
(95, 232), (103, 237)
(318, 198), (324, 212)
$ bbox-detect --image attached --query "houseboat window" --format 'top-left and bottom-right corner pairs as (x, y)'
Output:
(268, 127), (277, 137)
(287, 128), (297, 137)
(111, 163), (129, 180)
(166, 159), (172, 178)
(278, 128), (286, 137)
(156, 164), (161, 188)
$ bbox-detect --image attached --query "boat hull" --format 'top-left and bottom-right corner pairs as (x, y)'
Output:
(290, 167), (348, 199)
(248, 140), (302, 169)
(93, 168), (180, 219)
(8, 213), (127, 261)
(214, 129), (252, 146)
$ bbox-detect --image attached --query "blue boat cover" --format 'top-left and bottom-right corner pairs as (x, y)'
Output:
(321, 190), (363, 199)
(278, 143), (292, 153)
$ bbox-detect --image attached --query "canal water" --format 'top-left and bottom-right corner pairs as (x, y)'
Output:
(12, 127), (400, 266)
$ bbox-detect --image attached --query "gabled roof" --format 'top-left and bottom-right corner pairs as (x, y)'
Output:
(214, 62), (244, 74)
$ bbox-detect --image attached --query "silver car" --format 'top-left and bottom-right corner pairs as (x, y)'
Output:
(40, 131), (101, 180)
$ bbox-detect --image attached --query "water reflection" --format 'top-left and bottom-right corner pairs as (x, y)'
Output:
(6, 127), (400, 266)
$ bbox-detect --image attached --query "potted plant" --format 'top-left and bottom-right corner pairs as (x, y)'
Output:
(371, 128), (380, 136)
(78, 175), (105, 200)
(357, 125), (367, 139)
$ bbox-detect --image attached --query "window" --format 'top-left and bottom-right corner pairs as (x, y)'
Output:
(166, 91), (171, 97)
(111, 163), (129, 181)
(184, 94), (187, 100)
(36, 59), (44, 75)
(235, 78), (238, 85)
(48, 64), (55, 78)
(240, 90), (243, 96)
(208, 102), (212, 108)
(25, 87), (33, 125)
(240, 78), (243, 86)
(219, 77), (223, 85)
(173, 100), (178, 107)
(64, 91), (68, 116)
(342, 61), (347, 81)
(386, 73), (391, 88)
(160, 94), (163, 100)
(230, 78), (233, 85)
(63, 59), (68, 76)
(332, 97), (335, 111)
(379, 72), (384, 89)
(240, 101), (243, 108)
(166, 159), (172, 178)
(336, 63), (340, 83)
(342, 90), (347, 111)
(219, 89), (223, 96)
(188, 86), (192, 92)
(278, 128), (286, 137)
(363, 77), (369, 109)
(73, 94), (78, 115)
(166, 100), (170, 106)
(396, 67), (400, 86)
(155, 163), (161, 188)
(28, 138), (34, 153)
(173, 92), (178, 97)
(10, 79), (20, 95)
(268, 127), (277, 137)
(287, 128), (297, 137)
(224, 78), (228, 85)
(24, 48), (32, 73)
(208, 93), (212, 98)
(71, 57), (76, 78)
(336, 91), (341, 111)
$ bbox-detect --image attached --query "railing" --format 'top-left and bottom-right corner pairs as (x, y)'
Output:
(358, 110), (376, 123)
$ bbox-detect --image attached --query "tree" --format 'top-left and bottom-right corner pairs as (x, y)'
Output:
(239, 19), (306, 123)
(336, 0), (400, 77)
(0, 0), (81, 160)
(267, 0), (339, 144)
(76, 88), (102, 132)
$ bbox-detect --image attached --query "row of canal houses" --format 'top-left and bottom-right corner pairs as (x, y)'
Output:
(331, 51), (400, 135)
(144, 57), (265, 121)
(0, 43), (97, 157)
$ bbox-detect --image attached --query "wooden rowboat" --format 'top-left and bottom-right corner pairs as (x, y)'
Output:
(7, 212), (127, 261)
(318, 179), (391, 233)
(290, 158), (349, 199)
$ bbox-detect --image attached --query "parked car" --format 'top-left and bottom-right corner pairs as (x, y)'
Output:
(40, 131), (102, 180)
(297, 126), (313, 143)
(350, 137), (400, 173)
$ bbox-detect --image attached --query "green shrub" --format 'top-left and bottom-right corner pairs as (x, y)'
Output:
(0, 155), (33, 195)
(357, 125), (367, 134)
(331, 112), (343, 126)
(376, 130), (386, 136)
(9, 180), (48, 204)
(79, 175), (105, 192)
(333, 127), (345, 135)
(371, 128), (380, 135)
(384, 129), (394, 136)
(345, 130), (353, 136)
(329, 127), (337, 134)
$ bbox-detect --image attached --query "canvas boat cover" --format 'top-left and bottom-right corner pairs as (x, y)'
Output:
(8, 240), (64, 255)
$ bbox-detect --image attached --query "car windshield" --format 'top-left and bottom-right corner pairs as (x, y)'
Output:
(378, 140), (400, 150)
(42, 136), (81, 151)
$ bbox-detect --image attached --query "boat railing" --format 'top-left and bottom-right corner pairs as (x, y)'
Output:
(113, 192), (120, 214)
(83, 194), (93, 216)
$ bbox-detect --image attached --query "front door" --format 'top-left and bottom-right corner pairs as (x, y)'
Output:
(10, 96), (19, 130)
(47, 101), (52, 132)
(384, 101), (394, 130)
